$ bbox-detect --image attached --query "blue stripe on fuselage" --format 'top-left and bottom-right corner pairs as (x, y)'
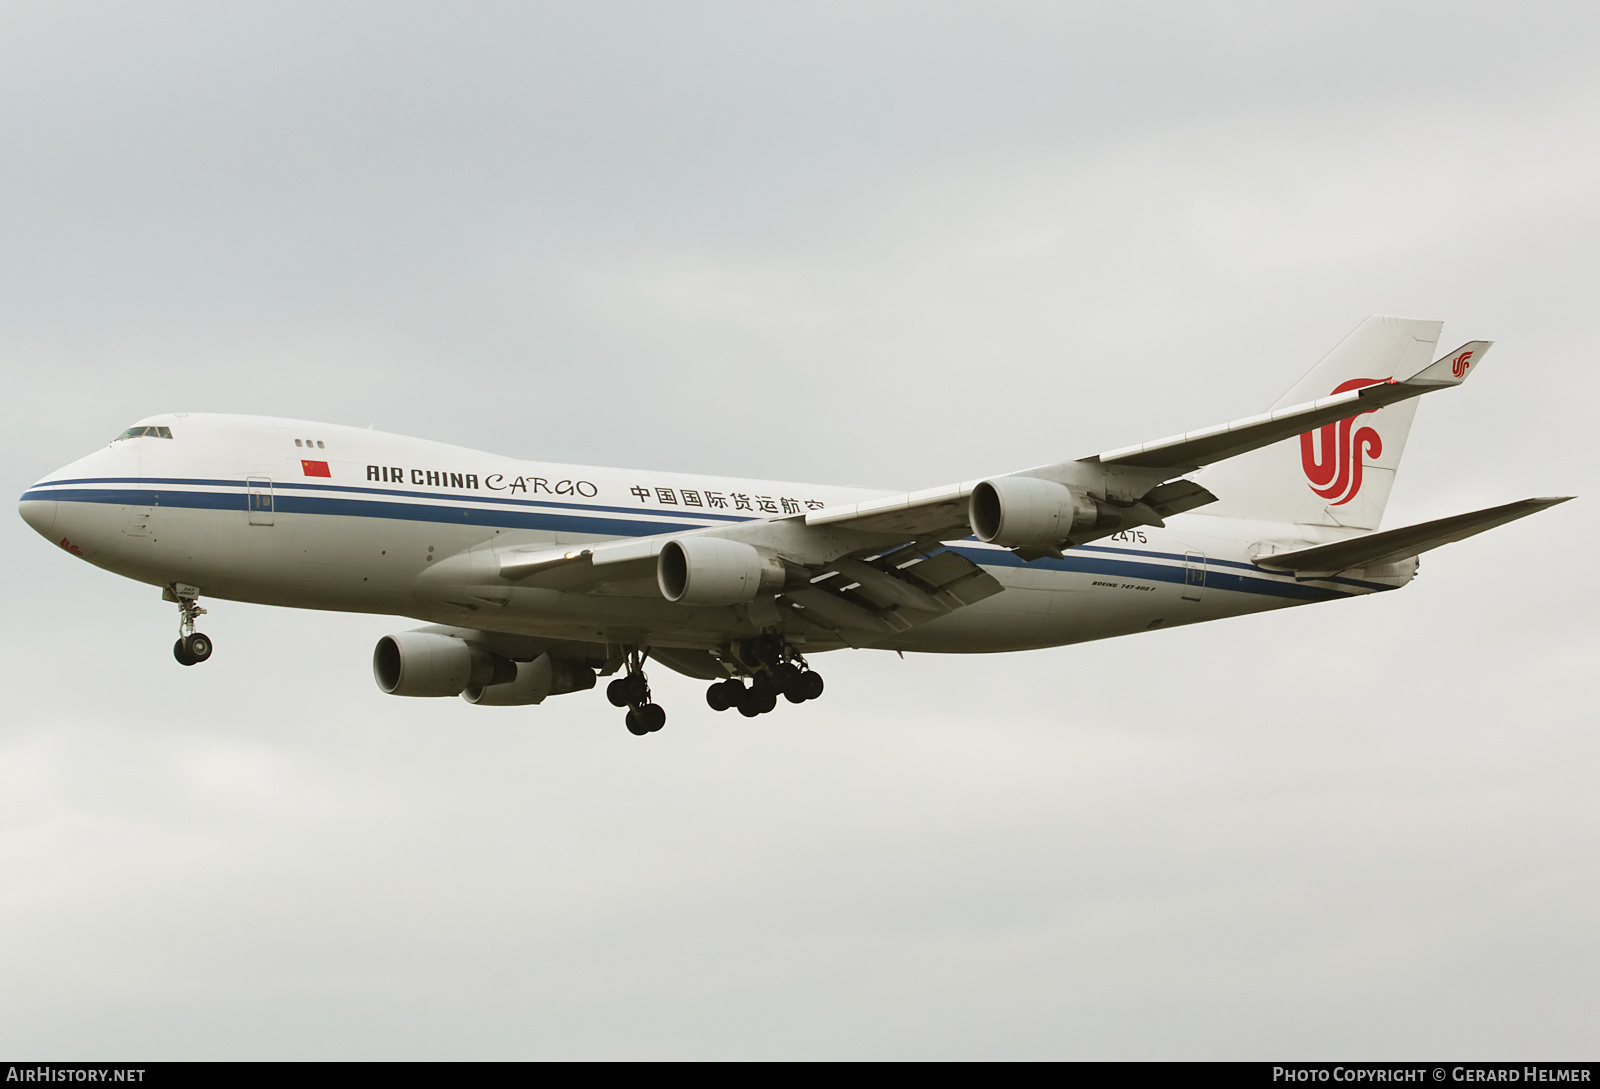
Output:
(28, 474), (754, 523)
(22, 478), (1382, 602)
(22, 485), (706, 539)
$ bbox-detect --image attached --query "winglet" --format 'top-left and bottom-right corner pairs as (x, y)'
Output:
(1405, 341), (1491, 389)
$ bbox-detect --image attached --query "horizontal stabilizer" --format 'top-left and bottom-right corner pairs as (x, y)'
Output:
(1254, 496), (1572, 574)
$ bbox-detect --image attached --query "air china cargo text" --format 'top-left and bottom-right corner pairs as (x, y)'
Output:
(366, 465), (598, 497)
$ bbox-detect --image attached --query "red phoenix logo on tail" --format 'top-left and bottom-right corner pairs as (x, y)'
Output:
(1451, 350), (1474, 377)
(1300, 378), (1388, 506)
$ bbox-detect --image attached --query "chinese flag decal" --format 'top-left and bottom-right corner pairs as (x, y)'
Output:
(301, 460), (331, 477)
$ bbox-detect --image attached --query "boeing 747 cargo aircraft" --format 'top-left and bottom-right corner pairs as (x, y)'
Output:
(18, 317), (1569, 735)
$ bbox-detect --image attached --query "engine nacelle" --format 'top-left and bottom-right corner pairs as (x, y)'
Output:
(968, 476), (1101, 550)
(462, 653), (598, 706)
(657, 537), (785, 605)
(372, 631), (516, 697)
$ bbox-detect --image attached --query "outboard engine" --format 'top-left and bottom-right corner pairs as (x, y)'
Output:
(968, 476), (1105, 550)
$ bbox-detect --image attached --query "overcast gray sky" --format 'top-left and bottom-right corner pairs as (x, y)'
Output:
(2, 1), (1596, 1059)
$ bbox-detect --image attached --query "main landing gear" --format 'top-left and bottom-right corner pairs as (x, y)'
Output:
(602, 636), (823, 736)
(605, 648), (666, 736)
(704, 633), (824, 719)
(167, 583), (213, 667)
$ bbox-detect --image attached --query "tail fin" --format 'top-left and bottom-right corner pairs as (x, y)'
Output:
(1195, 316), (1478, 530)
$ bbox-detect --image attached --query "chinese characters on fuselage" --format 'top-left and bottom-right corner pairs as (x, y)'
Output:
(628, 486), (822, 513)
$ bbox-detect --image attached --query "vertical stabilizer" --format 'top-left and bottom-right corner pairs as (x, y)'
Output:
(1196, 316), (1444, 530)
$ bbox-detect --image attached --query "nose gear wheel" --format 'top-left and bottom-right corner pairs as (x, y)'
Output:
(167, 584), (214, 667)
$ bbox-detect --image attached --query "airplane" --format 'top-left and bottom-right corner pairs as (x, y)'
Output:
(16, 316), (1571, 736)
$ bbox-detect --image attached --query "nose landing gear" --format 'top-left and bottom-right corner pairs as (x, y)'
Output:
(167, 584), (213, 667)
(605, 648), (666, 735)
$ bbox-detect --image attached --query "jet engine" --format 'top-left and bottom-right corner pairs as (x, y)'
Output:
(372, 631), (516, 697)
(462, 653), (597, 706)
(657, 537), (785, 605)
(968, 476), (1102, 550)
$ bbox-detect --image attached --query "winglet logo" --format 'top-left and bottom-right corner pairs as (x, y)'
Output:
(1451, 350), (1474, 378)
(1300, 378), (1388, 507)
(301, 460), (331, 478)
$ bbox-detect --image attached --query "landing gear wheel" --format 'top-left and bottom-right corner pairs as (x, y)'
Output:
(183, 632), (213, 663)
(771, 663), (806, 702)
(706, 679), (740, 712)
(799, 671), (824, 701)
(607, 669), (651, 707)
(173, 639), (197, 666)
(772, 662), (800, 691)
(738, 686), (778, 717)
(625, 702), (667, 735)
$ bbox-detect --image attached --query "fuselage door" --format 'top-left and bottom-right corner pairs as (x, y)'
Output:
(1182, 551), (1206, 601)
(246, 476), (275, 526)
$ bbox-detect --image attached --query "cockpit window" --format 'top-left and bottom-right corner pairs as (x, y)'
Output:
(113, 426), (174, 441)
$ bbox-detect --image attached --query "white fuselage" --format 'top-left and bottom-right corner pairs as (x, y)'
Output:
(18, 414), (1406, 657)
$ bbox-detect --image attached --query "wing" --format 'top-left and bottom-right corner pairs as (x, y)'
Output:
(419, 330), (1490, 640)
(803, 339), (1491, 542)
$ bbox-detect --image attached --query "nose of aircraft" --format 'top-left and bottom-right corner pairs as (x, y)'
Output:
(18, 494), (59, 539)
(22, 439), (145, 556)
